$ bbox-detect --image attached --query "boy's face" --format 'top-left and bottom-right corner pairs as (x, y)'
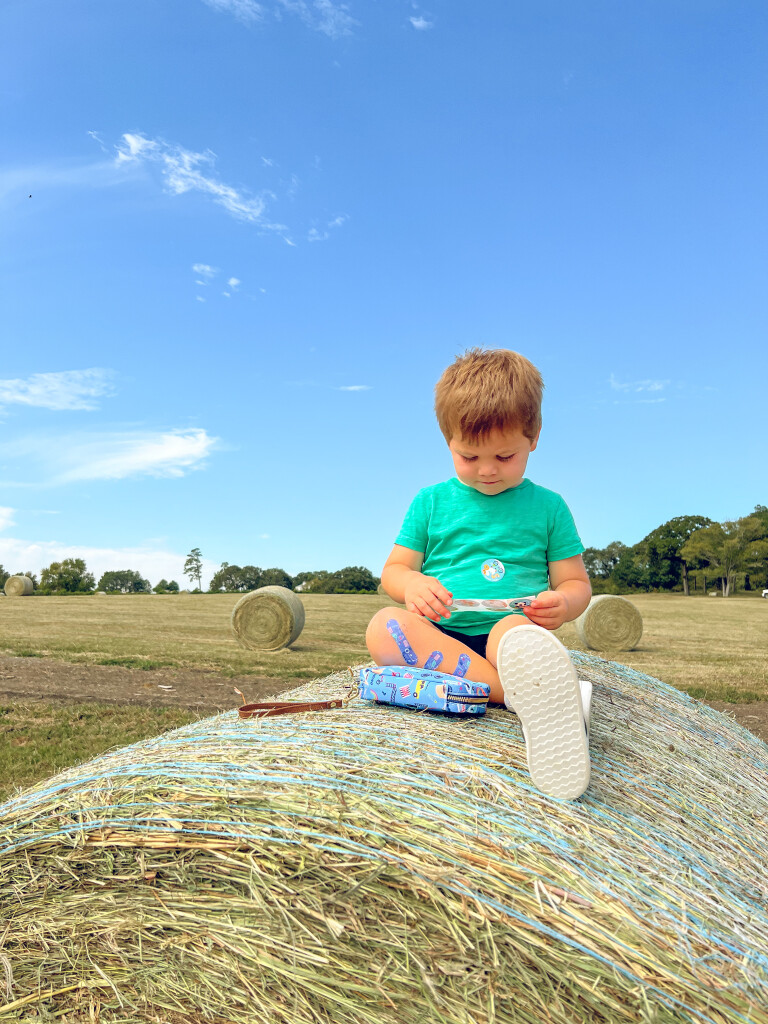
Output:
(449, 426), (539, 495)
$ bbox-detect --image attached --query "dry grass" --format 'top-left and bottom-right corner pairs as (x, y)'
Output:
(1, 592), (766, 700)
(556, 594), (768, 702)
(0, 594), (381, 681)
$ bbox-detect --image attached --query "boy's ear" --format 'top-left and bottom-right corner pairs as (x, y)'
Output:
(529, 429), (541, 453)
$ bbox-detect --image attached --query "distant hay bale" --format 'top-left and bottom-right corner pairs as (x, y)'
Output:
(575, 594), (643, 651)
(1, 654), (767, 1023)
(231, 585), (305, 651)
(3, 575), (33, 597)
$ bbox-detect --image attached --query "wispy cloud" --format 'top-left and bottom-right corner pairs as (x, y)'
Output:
(116, 134), (285, 227)
(202, 0), (356, 36)
(192, 263), (218, 277)
(609, 374), (669, 404)
(0, 507), (15, 531)
(409, 15), (432, 29)
(280, 0), (357, 37)
(0, 369), (115, 412)
(609, 374), (669, 394)
(202, 0), (264, 23)
(58, 428), (218, 480)
(1, 428), (218, 484)
(308, 213), (348, 242)
(337, 384), (371, 391)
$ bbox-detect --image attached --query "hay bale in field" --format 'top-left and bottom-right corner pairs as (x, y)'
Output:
(1, 655), (767, 1024)
(3, 575), (33, 597)
(231, 585), (305, 651)
(574, 594), (643, 651)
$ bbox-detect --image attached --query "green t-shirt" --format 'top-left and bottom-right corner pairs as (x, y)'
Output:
(395, 477), (584, 635)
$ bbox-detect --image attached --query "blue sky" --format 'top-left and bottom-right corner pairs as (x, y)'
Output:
(1, 0), (766, 587)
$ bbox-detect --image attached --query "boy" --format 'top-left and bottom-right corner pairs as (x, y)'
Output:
(365, 348), (592, 800)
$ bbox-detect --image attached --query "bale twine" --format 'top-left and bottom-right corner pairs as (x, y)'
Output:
(1, 655), (767, 1023)
(231, 585), (305, 651)
(574, 594), (643, 650)
(3, 575), (33, 597)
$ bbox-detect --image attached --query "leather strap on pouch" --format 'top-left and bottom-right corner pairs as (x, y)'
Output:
(238, 698), (345, 719)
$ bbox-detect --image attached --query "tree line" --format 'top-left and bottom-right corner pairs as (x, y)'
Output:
(584, 506), (768, 597)
(0, 553), (381, 596)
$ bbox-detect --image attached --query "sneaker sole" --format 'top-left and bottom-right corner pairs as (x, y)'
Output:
(497, 625), (590, 800)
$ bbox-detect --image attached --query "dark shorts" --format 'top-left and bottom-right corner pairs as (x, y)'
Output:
(433, 623), (490, 658)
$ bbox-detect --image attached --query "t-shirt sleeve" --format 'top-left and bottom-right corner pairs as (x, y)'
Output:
(395, 489), (431, 553)
(547, 496), (585, 562)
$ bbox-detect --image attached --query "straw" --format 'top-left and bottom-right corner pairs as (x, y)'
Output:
(3, 576), (33, 598)
(0, 652), (766, 1023)
(574, 595), (643, 651)
(231, 586), (306, 651)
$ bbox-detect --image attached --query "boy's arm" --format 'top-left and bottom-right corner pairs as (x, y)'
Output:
(381, 545), (453, 622)
(524, 554), (591, 631)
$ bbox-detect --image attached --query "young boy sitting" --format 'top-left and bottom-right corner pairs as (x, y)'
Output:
(365, 348), (593, 800)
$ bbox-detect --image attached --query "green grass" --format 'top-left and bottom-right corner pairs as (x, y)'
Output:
(0, 702), (201, 802)
(0, 592), (766, 802)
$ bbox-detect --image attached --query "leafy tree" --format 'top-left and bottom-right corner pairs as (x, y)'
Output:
(582, 543), (628, 580)
(260, 567), (293, 589)
(307, 566), (379, 594)
(97, 570), (151, 594)
(293, 571), (331, 592)
(184, 548), (204, 591)
(40, 558), (95, 594)
(639, 515), (713, 594)
(209, 562), (245, 593)
(0, 565), (9, 589)
(166, 579), (180, 592)
(681, 517), (768, 597)
(153, 579), (170, 594)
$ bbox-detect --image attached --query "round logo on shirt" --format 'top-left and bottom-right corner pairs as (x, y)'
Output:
(481, 559), (505, 582)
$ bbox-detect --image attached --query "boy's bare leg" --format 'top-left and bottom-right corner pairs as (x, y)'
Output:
(366, 607), (532, 703)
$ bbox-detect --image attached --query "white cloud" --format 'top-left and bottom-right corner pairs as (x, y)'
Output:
(0, 507), (15, 531)
(609, 374), (670, 395)
(116, 134), (272, 224)
(192, 263), (218, 277)
(409, 15), (432, 29)
(337, 385), (371, 391)
(202, 0), (265, 23)
(275, 0), (357, 37)
(196, 296), (206, 302)
(0, 537), (220, 589)
(1, 429), (218, 484)
(308, 213), (348, 242)
(0, 369), (115, 412)
(227, 277), (241, 289)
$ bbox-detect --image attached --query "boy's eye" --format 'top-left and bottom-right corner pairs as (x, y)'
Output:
(497, 454), (514, 462)
(460, 455), (478, 462)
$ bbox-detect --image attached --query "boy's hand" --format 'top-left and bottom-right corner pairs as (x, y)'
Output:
(524, 590), (569, 630)
(404, 575), (453, 622)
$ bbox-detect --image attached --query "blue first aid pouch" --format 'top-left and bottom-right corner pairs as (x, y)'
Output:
(359, 665), (491, 715)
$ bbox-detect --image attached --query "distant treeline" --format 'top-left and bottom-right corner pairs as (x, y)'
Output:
(0, 560), (381, 596)
(584, 506), (768, 597)
(6, 506), (766, 600)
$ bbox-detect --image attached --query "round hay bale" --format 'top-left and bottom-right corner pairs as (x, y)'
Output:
(4, 575), (33, 597)
(574, 594), (643, 650)
(231, 585), (305, 651)
(1, 655), (767, 1023)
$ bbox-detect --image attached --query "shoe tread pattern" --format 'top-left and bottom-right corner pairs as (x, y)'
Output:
(498, 627), (590, 800)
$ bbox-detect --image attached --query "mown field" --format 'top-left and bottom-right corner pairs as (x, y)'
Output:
(1, 592), (766, 801)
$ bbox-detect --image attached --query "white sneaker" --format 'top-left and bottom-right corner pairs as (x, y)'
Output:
(497, 625), (590, 800)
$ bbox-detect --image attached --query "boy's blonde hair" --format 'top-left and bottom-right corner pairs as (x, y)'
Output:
(434, 348), (543, 442)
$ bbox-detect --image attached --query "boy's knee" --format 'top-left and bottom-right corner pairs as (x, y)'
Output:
(366, 607), (426, 660)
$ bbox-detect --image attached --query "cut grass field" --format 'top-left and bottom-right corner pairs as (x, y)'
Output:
(1, 592), (766, 801)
